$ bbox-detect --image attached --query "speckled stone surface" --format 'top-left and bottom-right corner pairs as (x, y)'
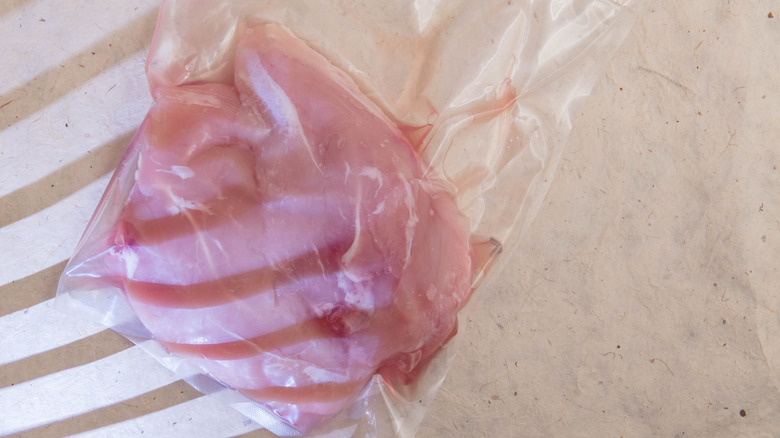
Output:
(420, 2), (780, 436)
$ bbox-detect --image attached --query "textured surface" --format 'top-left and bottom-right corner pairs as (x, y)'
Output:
(420, 2), (780, 437)
(1, 1), (779, 437)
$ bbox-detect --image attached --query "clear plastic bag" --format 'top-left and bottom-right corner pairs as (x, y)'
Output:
(56, 1), (640, 436)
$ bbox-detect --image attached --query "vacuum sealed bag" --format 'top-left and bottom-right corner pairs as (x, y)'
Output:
(56, 0), (640, 436)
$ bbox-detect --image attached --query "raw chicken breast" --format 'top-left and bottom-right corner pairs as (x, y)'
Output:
(105, 24), (472, 431)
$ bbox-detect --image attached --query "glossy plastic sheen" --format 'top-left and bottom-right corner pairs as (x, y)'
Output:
(56, 1), (639, 436)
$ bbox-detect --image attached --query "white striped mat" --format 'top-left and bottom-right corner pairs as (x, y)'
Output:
(0, 1), (265, 436)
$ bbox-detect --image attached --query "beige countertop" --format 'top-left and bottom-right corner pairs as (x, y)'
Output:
(1, 1), (779, 437)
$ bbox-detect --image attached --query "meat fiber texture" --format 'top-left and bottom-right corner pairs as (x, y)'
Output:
(63, 24), (474, 432)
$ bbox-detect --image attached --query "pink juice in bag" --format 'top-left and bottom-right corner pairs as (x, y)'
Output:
(63, 24), (476, 432)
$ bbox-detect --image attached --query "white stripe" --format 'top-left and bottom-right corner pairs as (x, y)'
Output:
(0, 0), (158, 93)
(0, 172), (111, 286)
(0, 344), (178, 435)
(0, 299), (104, 366)
(66, 396), (263, 438)
(0, 52), (150, 197)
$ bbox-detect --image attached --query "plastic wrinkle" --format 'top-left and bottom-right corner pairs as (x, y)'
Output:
(56, 1), (640, 436)
(62, 23), (474, 433)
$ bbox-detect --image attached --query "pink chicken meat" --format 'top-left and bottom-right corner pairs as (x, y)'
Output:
(104, 24), (472, 431)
